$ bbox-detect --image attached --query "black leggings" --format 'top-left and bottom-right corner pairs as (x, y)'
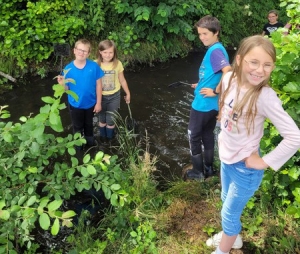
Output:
(188, 108), (218, 155)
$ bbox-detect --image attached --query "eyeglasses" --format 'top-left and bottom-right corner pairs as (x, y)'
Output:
(75, 48), (89, 54)
(244, 59), (275, 72)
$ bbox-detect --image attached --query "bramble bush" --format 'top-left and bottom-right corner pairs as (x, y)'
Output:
(259, 0), (300, 219)
(0, 74), (129, 252)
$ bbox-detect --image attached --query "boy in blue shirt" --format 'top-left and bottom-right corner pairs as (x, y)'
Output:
(185, 15), (231, 180)
(57, 39), (104, 148)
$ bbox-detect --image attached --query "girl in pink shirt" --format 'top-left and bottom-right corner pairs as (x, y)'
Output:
(206, 35), (300, 254)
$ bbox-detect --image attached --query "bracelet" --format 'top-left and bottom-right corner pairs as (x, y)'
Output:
(213, 88), (219, 95)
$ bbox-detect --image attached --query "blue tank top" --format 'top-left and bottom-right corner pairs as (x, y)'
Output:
(192, 42), (229, 112)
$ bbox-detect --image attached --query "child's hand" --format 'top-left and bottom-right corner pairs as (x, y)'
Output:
(245, 152), (268, 170)
(94, 104), (101, 113)
(191, 83), (197, 89)
(200, 88), (215, 97)
(124, 94), (130, 104)
(57, 75), (64, 85)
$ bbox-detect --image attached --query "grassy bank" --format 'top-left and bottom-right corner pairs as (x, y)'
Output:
(57, 121), (300, 254)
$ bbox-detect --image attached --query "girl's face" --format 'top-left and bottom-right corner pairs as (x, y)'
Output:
(197, 27), (218, 47)
(267, 13), (278, 25)
(99, 46), (115, 63)
(236, 46), (274, 88)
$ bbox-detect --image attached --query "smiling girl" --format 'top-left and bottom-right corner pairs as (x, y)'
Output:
(95, 40), (131, 142)
(207, 35), (300, 254)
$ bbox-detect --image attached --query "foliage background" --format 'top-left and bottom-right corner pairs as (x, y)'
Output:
(0, 0), (286, 83)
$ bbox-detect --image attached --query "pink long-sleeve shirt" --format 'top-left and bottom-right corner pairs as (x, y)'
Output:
(218, 72), (300, 171)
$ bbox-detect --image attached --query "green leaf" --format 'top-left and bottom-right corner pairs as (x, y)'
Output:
(47, 199), (63, 212)
(102, 185), (111, 199)
(26, 196), (37, 206)
(28, 186), (34, 195)
(3, 132), (13, 142)
(130, 231), (138, 237)
(80, 167), (89, 177)
(61, 210), (76, 219)
(110, 193), (119, 206)
(110, 184), (121, 191)
(87, 165), (96, 175)
(49, 111), (59, 125)
(83, 154), (91, 164)
(68, 168), (75, 179)
(18, 196), (27, 206)
(42, 96), (55, 104)
(0, 210), (10, 220)
(10, 205), (21, 213)
(19, 171), (27, 180)
(0, 200), (5, 210)
(39, 213), (50, 230)
(95, 151), (104, 162)
(39, 197), (50, 208)
(27, 166), (38, 173)
(51, 217), (60, 235)
(19, 116), (27, 122)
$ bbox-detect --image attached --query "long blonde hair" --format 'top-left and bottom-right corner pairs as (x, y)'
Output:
(96, 40), (119, 69)
(218, 35), (276, 135)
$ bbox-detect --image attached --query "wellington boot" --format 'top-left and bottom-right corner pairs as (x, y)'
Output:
(185, 154), (205, 181)
(99, 126), (107, 143)
(106, 127), (115, 139)
(85, 136), (96, 147)
(204, 149), (216, 177)
(204, 165), (215, 177)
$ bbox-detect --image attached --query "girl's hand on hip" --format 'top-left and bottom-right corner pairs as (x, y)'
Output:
(245, 152), (268, 170)
(200, 88), (215, 97)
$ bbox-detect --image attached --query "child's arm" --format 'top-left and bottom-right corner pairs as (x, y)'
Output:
(94, 78), (102, 113)
(119, 71), (130, 104)
(246, 90), (300, 171)
(200, 65), (231, 97)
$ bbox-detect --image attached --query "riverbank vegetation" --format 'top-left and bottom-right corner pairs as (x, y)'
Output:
(1, 0), (300, 253)
(0, 0), (289, 87)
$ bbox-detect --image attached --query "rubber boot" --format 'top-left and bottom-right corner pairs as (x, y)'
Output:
(85, 136), (96, 147)
(106, 127), (115, 140)
(204, 149), (215, 177)
(99, 126), (107, 143)
(185, 154), (205, 180)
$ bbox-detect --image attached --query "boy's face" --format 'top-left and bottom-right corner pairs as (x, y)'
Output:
(74, 43), (90, 61)
(197, 27), (218, 47)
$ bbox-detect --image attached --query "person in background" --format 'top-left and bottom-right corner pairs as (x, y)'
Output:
(95, 40), (130, 142)
(184, 15), (231, 181)
(262, 10), (284, 37)
(57, 39), (104, 149)
(206, 35), (300, 254)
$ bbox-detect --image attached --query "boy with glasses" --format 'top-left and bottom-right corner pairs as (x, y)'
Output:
(57, 39), (104, 149)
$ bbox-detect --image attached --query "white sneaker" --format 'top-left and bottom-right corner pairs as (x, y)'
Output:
(206, 231), (243, 249)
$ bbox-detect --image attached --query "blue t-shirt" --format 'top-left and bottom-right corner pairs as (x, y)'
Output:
(65, 59), (104, 109)
(192, 42), (230, 112)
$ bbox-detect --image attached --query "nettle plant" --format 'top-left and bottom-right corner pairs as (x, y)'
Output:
(260, 0), (300, 219)
(0, 76), (128, 252)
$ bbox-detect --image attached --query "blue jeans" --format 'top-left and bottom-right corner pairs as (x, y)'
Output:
(220, 161), (264, 236)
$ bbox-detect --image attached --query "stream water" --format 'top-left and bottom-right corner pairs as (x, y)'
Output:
(1, 50), (236, 179)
